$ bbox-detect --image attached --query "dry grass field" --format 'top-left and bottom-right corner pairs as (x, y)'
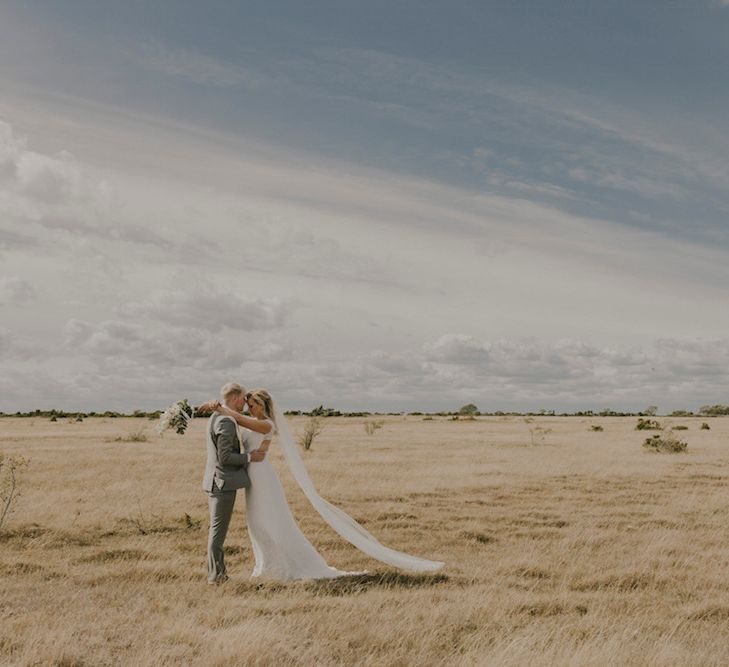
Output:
(2, 414), (729, 666)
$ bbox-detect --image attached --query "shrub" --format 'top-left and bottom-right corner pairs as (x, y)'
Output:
(672, 425), (688, 430)
(422, 416), (434, 421)
(671, 410), (693, 417)
(524, 417), (552, 445)
(635, 418), (662, 431)
(590, 425), (604, 432)
(49, 416), (57, 422)
(643, 431), (687, 453)
(699, 405), (729, 416)
(643, 406), (658, 416)
(0, 453), (27, 530)
(363, 419), (385, 436)
(458, 403), (479, 416)
(310, 405), (341, 417)
(298, 416), (324, 451)
(113, 430), (148, 443)
(701, 422), (711, 430)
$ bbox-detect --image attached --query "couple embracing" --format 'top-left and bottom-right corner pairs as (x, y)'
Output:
(200, 382), (444, 584)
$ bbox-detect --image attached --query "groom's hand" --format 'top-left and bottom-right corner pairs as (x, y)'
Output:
(249, 450), (266, 463)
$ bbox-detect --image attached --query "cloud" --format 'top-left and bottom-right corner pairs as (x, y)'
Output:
(424, 334), (490, 364)
(121, 288), (289, 332)
(0, 325), (36, 361)
(0, 276), (37, 305)
(0, 119), (108, 207)
(124, 42), (263, 88)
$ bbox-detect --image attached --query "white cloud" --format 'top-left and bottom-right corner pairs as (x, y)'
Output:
(122, 289), (289, 332)
(0, 119), (109, 208)
(1, 104), (729, 413)
(424, 334), (490, 364)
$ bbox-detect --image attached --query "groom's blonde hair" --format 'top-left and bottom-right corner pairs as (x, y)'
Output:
(220, 382), (245, 400)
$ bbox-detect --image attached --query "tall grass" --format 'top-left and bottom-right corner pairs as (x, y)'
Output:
(1, 415), (729, 665)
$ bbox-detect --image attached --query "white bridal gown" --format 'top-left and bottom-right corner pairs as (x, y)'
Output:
(240, 419), (344, 580)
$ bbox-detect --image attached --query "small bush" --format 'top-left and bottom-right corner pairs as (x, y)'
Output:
(0, 453), (27, 530)
(643, 431), (687, 454)
(113, 430), (148, 443)
(363, 419), (385, 436)
(310, 405), (341, 417)
(298, 416), (324, 451)
(635, 418), (662, 431)
(524, 417), (551, 445)
(701, 422), (711, 430)
(422, 416), (434, 421)
(699, 405), (729, 416)
(672, 425), (688, 430)
(590, 425), (604, 432)
(49, 416), (57, 422)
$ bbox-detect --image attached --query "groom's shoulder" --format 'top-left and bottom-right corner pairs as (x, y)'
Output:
(210, 413), (235, 432)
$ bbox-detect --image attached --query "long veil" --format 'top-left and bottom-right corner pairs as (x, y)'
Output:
(272, 402), (444, 572)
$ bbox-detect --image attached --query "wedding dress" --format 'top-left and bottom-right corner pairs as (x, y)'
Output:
(238, 406), (444, 581)
(240, 419), (344, 580)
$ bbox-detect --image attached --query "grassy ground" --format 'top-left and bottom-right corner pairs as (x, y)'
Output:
(2, 415), (729, 666)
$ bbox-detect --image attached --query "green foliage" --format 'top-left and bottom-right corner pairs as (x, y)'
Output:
(670, 410), (693, 417)
(458, 403), (479, 416)
(310, 405), (341, 417)
(701, 422), (711, 430)
(699, 405), (729, 416)
(643, 431), (687, 453)
(590, 425), (604, 432)
(422, 416), (434, 421)
(643, 406), (658, 416)
(635, 418), (662, 431)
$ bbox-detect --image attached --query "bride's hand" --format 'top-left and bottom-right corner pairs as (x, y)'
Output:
(197, 400), (221, 413)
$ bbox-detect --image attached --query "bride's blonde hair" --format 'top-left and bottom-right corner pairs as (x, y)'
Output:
(246, 389), (275, 424)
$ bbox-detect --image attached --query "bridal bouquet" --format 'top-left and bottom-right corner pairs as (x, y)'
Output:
(157, 399), (195, 435)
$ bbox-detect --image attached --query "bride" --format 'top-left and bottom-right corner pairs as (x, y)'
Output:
(202, 388), (444, 581)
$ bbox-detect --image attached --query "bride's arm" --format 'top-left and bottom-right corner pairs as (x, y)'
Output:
(203, 401), (273, 435)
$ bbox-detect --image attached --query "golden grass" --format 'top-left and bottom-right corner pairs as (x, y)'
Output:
(2, 415), (729, 665)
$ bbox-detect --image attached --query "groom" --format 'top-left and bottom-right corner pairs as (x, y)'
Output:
(203, 382), (265, 584)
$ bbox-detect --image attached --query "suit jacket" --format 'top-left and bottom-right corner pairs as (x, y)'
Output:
(202, 413), (251, 493)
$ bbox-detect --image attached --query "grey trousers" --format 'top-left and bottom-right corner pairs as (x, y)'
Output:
(206, 489), (237, 582)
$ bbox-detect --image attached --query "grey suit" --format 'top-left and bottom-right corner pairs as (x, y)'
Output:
(203, 413), (251, 582)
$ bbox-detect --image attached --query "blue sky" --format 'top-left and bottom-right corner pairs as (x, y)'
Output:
(1, 1), (728, 412)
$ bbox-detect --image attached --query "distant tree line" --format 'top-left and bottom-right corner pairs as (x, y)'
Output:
(2, 404), (728, 419)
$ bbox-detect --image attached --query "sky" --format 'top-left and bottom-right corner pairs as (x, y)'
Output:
(1, 0), (728, 413)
